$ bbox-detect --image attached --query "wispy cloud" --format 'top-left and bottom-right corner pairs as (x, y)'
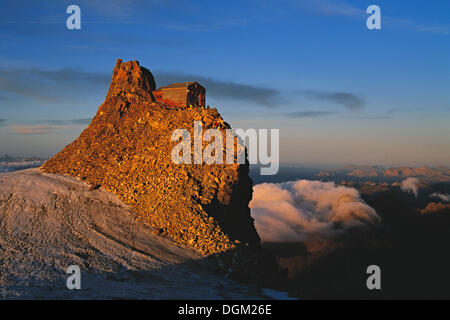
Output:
(0, 67), (109, 105)
(285, 110), (337, 118)
(0, 118), (6, 126)
(0, 65), (365, 111)
(430, 193), (450, 203)
(0, 0), (146, 22)
(298, 90), (364, 111)
(42, 118), (92, 125)
(344, 114), (391, 120)
(80, 0), (142, 19)
(163, 18), (248, 31)
(157, 71), (363, 109)
(0, 66), (282, 108)
(9, 124), (56, 135)
(290, 0), (450, 35)
(417, 25), (450, 35)
(7, 118), (91, 135)
(298, 0), (364, 18)
(155, 71), (281, 107)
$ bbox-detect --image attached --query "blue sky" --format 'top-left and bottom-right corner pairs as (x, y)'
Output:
(0, 0), (449, 167)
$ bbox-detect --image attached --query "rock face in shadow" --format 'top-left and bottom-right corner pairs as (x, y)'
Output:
(42, 59), (260, 256)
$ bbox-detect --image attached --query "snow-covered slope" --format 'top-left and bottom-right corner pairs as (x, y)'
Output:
(0, 169), (264, 299)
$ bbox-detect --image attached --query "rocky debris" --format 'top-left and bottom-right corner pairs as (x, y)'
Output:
(42, 59), (261, 256)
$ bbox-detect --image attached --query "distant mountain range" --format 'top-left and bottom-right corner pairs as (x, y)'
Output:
(316, 165), (450, 182)
(0, 155), (44, 172)
(0, 154), (42, 162)
(251, 164), (450, 185)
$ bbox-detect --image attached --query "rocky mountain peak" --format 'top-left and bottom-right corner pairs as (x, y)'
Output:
(106, 59), (156, 100)
(42, 59), (262, 256)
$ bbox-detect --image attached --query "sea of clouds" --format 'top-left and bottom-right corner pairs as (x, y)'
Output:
(250, 180), (380, 243)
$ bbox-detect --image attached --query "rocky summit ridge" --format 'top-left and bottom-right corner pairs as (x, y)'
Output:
(42, 59), (261, 256)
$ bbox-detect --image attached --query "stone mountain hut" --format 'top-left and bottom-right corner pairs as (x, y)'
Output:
(152, 81), (206, 108)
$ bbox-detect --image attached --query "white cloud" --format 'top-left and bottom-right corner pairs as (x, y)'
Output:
(430, 193), (450, 203)
(250, 180), (379, 242)
(400, 177), (420, 197)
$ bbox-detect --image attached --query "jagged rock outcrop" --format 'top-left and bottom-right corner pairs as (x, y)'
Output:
(42, 59), (260, 256)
